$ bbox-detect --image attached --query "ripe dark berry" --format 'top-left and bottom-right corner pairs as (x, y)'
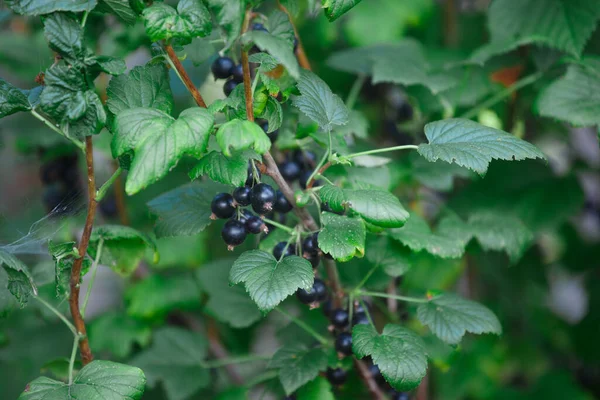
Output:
(231, 64), (244, 83)
(326, 368), (347, 386)
(293, 149), (317, 167)
(211, 193), (236, 219)
(274, 190), (293, 213)
(223, 79), (238, 96)
(258, 119), (269, 132)
(279, 161), (302, 182)
(233, 186), (252, 206)
(368, 364), (383, 383)
(221, 219), (247, 248)
(237, 209), (253, 224)
(296, 286), (317, 304)
(390, 391), (410, 400)
(251, 183), (276, 215)
(273, 241), (294, 260)
(43, 184), (66, 213)
(245, 215), (267, 234)
(352, 312), (370, 326)
(396, 102), (413, 123)
(305, 254), (320, 269)
(211, 56), (235, 79)
(330, 308), (349, 328)
(312, 278), (328, 302)
(322, 300), (332, 317)
(303, 233), (319, 256)
(246, 162), (261, 187)
(335, 332), (353, 356)
(251, 22), (268, 32)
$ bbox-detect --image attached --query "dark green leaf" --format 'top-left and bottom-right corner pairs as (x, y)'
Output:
(6, 0), (97, 15)
(97, 0), (138, 24)
(0, 249), (37, 307)
(411, 155), (473, 192)
(366, 236), (412, 277)
(297, 376), (335, 400)
(322, 0), (363, 21)
(190, 150), (257, 187)
(88, 55), (127, 76)
(216, 119), (271, 157)
(142, 0), (212, 42)
(318, 212), (366, 262)
(126, 274), (199, 319)
(89, 312), (152, 358)
(244, 30), (300, 78)
(0, 78), (31, 118)
(206, 0), (245, 47)
(268, 345), (328, 395)
(229, 250), (314, 312)
(43, 13), (84, 62)
(266, 10), (295, 44)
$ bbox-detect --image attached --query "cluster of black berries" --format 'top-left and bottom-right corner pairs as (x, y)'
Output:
(214, 163), (293, 250)
(39, 153), (81, 214)
(278, 149), (318, 189)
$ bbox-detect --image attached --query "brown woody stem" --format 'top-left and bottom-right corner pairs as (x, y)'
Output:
(276, 0), (311, 70)
(164, 44), (207, 108)
(69, 136), (96, 365)
(354, 359), (386, 400)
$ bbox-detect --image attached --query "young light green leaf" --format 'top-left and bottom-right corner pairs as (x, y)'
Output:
(389, 212), (465, 258)
(88, 225), (158, 276)
(113, 107), (214, 194)
(216, 119), (271, 157)
(0, 78), (31, 118)
(0, 249), (37, 307)
(97, 0), (138, 25)
(6, 0), (96, 15)
(43, 13), (84, 62)
(142, 0), (212, 43)
(89, 312), (152, 358)
(353, 324), (427, 391)
(189, 151), (253, 187)
(244, 30), (300, 78)
(417, 293), (502, 345)
(131, 327), (208, 400)
(18, 360), (146, 400)
(107, 64), (173, 116)
(322, 0), (363, 22)
(318, 212), (366, 262)
(537, 63), (600, 127)
(229, 250), (314, 312)
(297, 376), (336, 400)
(206, 0), (245, 47)
(417, 118), (546, 175)
(147, 181), (231, 237)
(196, 259), (261, 328)
(293, 70), (349, 131)
(259, 96), (284, 133)
(268, 345), (328, 395)
(126, 274), (199, 319)
(488, 0), (600, 57)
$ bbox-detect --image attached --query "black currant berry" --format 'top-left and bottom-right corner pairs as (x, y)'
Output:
(273, 241), (294, 260)
(258, 119), (269, 132)
(279, 160), (302, 182)
(267, 129), (279, 143)
(251, 183), (276, 215)
(223, 79), (238, 96)
(231, 64), (244, 83)
(296, 286), (317, 304)
(305, 254), (320, 269)
(389, 391), (410, 400)
(326, 368), (347, 386)
(274, 190), (293, 213)
(396, 102), (413, 123)
(221, 219), (247, 248)
(211, 56), (234, 79)
(330, 308), (349, 328)
(322, 300), (332, 317)
(368, 363), (382, 380)
(312, 278), (328, 302)
(245, 215), (267, 234)
(303, 233), (319, 256)
(352, 312), (370, 326)
(335, 332), (353, 356)
(211, 193), (236, 219)
(251, 22), (268, 32)
(233, 186), (252, 206)
(284, 395), (296, 400)
(237, 209), (253, 225)
(246, 162), (261, 187)
(293, 149), (317, 167)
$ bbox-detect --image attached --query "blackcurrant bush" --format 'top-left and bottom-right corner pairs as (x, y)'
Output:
(246, 162), (261, 187)
(305, 254), (320, 269)
(279, 160), (302, 182)
(211, 193), (236, 219)
(237, 209), (253, 225)
(221, 219), (247, 248)
(303, 233), (319, 256)
(296, 286), (317, 304)
(251, 183), (276, 215)
(245, 215), (267, 234)
(396, 102), (413, 123)
(330, 308), (349, 328)
(299, 170), (321, 190)
(322, 300), (332, 317)
(99, 196), (118, 218)
(211, 56), (235, 79)
(293, 149), (317, 167)
(231, 64), (244, 83)
(223, 79), (238, 96)
(273, 241), (294, 260)
(274, 190), (293, 213)
(233, 186), (252, 206)
(312, 278), (328, 302)
(251, 22), (268, 32)
(267, 129), (279, 143)
(335, 332), (353, 356)
(352, 312), (370, 326)
(257, 119), (269, 132)
(390, 391), (410, 400)
(326, 368), (347, 385)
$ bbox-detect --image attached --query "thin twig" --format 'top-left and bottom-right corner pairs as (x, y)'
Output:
(164, 44), (207, 108)
(354, 359), (386, 400)
(69, 136), (97, 366)
(241, 9), (254, 121)
(276, 0), (311, 70)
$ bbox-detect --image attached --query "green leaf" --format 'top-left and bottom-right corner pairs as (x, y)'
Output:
(417, 118), (546, 175)
(18, 360), (146, 400)
(366, 236), (412, 277)
(337, 110), (369, 139)
(293, 70), (349, 132)
(216, 119), (271, 157)
(131, 327), (208, 400)
(48, 241), (90, 299)
(6, 0), (97, 15)
(244, 30), (300, 79)
(259, 96), (283, 133)
(113, 107), (214, 194)
(411, 154), (473, 192)
(268, 345), (328, 395)
(147, 181), (230, 237)
(89, 312), (152, 358)
(0, 78), (31, 118)
(229, 250), (314, 312)
(97, 0), (138, 25)
(389, 212), (465, 258)
(537, 62), (600, 127)
(107, 64), (173, 116)
(43, 13), (84, 62)
(322, 0), (363, 21)
(206, 0), (245, 47)
(190, 150), (257, 187)
(467, 213), (534, 262)
(88, 225), (158, 276)
(416, 293), (502, 345)
(353, 324), (427, 391)
(126, 274), (199, 319)
(196, 259), (261, 328)
(297, 376), (336, 400)
(142, 0), (212, 43)
(0, 249), (37, 307)
(88, 55), (127, 76)
(185, 38), (215, 66)
(266, 10), (295, 44)
(318, 185), (346, 212)
(318, 212), (366, 262)
(487, 0), (600, 57)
